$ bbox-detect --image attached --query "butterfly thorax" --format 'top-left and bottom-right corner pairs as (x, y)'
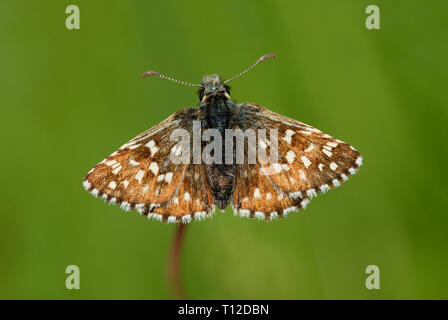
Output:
(204, 95), (231, 134)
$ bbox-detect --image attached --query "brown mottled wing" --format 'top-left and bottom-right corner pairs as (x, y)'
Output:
(83, 108), (215, 223)
(233, 163), (304, 220)
(231, 103), (362, 220)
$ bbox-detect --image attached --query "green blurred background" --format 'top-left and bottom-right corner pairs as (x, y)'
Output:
(0, 0), (447, 299)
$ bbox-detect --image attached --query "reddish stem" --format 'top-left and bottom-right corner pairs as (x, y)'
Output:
(167, 223), (188, 299)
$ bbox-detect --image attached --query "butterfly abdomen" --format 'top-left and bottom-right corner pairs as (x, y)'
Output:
(203, 96), (237, 209)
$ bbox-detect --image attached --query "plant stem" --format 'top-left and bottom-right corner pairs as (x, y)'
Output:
(167, 223), (188, 299)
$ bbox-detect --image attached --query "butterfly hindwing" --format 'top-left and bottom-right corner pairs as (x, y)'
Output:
(152, 163), (215, 223)
(233, 163), (305, 221)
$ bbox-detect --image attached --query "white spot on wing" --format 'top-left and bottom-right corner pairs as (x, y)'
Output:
(333, 179), (340, 187)
(239, 209), (250, 218)
(112, 165), (122, 175)
(304, 144), (315, 152)
(105, 160), (117, 167)
(120, 201), (130, 211)
(301, 156), (311, 169)
(128, 144), (140, 150)
(83, 180), (91, 190)
(306, 189), (317, 198)
(164, 172), (173, 183)
(330, 162), (338, 171)
(299, 169), (307, 181)
(122, 180), (129, 189)
(145, 140), (159, 155)
(135, 170), (144, 183)
(167, 216), (177, 223)
(149, 162), (159, 175)
(289, 191), (302, 199)
(108, 181), (117, 189)
(182, 214), (192, 224)
(135, 203), (145, 214)
(286, 150), (296, 163)
(282, 129), (295, 144)
(194, 212), (206, 221)
(301, 199), (310, 208)
(322, 149), (332, 157)
(254, 212), (264, 220)
(284, 207), (297, 216)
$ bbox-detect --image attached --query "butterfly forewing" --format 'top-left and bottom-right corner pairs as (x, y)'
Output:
(83, 108), (215, 223)
(231, 103), (362, 220)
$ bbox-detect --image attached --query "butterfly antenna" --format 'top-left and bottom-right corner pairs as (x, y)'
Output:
(223, 53), (277, 84)
(141, 70), (203, 88)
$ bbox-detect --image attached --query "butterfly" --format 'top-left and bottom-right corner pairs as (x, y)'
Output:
(83, 54), (362, 223)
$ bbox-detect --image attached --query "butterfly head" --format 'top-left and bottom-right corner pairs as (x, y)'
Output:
(199, 74), (231, 102)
